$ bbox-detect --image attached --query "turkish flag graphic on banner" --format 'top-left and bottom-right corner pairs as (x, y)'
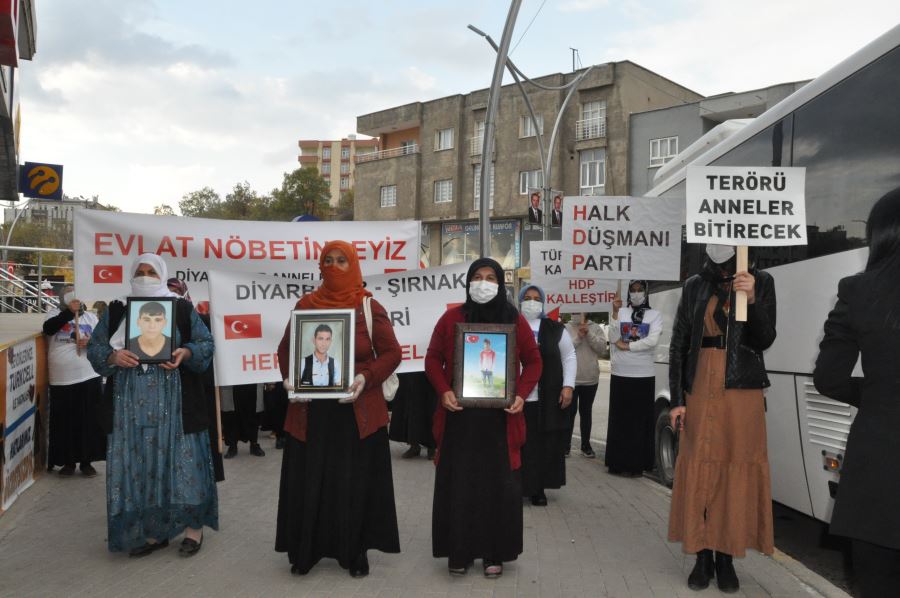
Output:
(93, 265), (123, 283)
(223, 314), (263, 340)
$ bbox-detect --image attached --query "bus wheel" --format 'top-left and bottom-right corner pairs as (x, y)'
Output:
(655, 408), (679, 488)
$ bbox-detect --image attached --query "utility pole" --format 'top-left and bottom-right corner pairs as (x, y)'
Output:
(476, 0), (522, 259)
(570, 48), (577, 72)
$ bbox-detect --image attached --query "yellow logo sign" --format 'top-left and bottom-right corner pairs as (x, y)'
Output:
(26, 164), (61, 196)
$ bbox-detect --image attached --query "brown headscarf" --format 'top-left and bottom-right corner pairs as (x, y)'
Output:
(298, 240), (371, 309)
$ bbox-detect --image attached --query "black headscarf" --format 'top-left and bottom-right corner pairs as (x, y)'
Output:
(462, 257), (519, 324)
(700, 256), (736, 334)
(626, 279), (651, 324)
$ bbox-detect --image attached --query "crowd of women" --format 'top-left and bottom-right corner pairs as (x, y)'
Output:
(37, 187), (898, 595)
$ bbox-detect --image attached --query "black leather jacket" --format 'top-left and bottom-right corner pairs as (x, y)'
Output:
(669, 268), (777, 407)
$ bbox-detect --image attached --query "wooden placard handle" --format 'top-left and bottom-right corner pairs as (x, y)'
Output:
(214, 385), (224, 454)
(735, 246), (748, 322)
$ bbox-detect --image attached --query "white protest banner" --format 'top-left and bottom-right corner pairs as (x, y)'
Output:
(208, 263), (471, 386)
(561, 196), (683, 280)
(530, 241), (617, 314)
(686, 166), (807, 245)
(74, 210), (421, 303)
(3, 338), (37, 510)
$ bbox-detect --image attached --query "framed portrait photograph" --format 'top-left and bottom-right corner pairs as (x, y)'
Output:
(124, 297), (177, 364)
(288, 309), (355, 400)
(452, 323), (517, 408)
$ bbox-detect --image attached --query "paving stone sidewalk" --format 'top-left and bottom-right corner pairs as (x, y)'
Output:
(0, 425), (848, 598)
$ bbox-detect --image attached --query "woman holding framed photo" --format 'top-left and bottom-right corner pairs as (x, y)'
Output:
(425, 258), (542, 578)
(276, 241), (402, 578)
(87, 253), (217, 558)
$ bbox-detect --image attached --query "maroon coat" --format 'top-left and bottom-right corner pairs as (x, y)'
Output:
(425, 307), (542, 470)
(277, 298), (401, 441)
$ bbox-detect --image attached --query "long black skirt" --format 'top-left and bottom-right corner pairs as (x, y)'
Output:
(388, 372), (436, 448)
(604, 375), (656, 474)
(432, 408), (522, 564)
(275, 401), (400, 573)
(521, 402), (567, 496)
(48, 378), (106, 467)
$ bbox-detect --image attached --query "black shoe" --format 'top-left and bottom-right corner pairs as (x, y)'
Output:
(349, 552), (369, 578)
(129, 539), (169, 558)
(290, 564), (310, 575)
(715, 552), (739, 593)
(178, 535), (203, 558)
(581, 446), (596, 458)
(80, 464), (98, 478)
(401, 444), (421, 459)
(448, 559), (472, 576)
(59, 464), (76, 476)
(224, 444), (238, 459)
(275, 436), (285, 450)
(249, 443), (265, 457)
(687, 549), (714, 590)
(530, 492), (548, 506)
(426, 447), (436, 460)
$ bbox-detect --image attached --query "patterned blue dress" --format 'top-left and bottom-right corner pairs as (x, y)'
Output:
(88, 308), (219, 552)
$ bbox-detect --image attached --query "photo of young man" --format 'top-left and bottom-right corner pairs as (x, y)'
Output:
(128, 301), (172, 361)
(527, 191), (543, 225)
(299, 323), (343, 387)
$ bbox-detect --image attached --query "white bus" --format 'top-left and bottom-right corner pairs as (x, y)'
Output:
(648, 24), (900, 523)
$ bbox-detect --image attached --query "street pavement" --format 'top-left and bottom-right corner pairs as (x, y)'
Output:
(0, 365), (849, 597)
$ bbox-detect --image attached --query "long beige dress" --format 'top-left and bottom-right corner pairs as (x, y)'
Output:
(667, 297), (774, 557)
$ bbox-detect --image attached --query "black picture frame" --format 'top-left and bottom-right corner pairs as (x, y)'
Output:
(124, 297), (177, 364)
(452, 322), (517, 408)
(288, 308), (355, 400)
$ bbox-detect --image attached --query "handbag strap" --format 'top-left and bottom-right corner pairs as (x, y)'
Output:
(363, 296), (377, 357)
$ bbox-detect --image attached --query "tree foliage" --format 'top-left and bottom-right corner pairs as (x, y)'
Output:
(268, 167), (332, 221)
(153, 204), (176, 216)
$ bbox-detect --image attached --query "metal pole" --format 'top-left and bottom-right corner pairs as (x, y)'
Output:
(2, 198), (30, 268)
(476, 0), (522, 259)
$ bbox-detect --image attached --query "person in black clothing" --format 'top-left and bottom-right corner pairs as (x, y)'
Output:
(527, 192), (543, 225)
(814, 187), (900, 598)
(388, 371), (437, 459)
(222, 384), (265, 458)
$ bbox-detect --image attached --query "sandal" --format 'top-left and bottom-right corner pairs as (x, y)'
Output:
(483, 560), (503, 578)
(178, 534), (203, 557)
(448, 560), (472, 576)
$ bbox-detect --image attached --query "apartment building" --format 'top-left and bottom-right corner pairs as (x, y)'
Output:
(297, 135), (379, 206)
(354, 61), (702, 268)
(629, 81), (809, 197)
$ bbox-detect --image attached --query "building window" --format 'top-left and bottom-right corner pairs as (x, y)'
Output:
(579, 149), (606, 195)
(340, 162), (349, 174)
(473, 164), (495, 210)
(340, 176), (349, 190)
(322, 147), (331, 160)
(380, 185), (397, 207)
(341, 146), (350, 160)
(578, 100), (607, 139)
(650, 136), (679, 167)
(321, 163), (331, 175)
(518, 169), (544, 195)
(434, 179), (453, 203)
(519, 114), (544, 138)
(434, 128), (454, 151)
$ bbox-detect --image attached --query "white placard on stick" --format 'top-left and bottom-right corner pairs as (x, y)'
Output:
(686, 166), (807, 246)
(561, 196), (683, 280)
(530, 241), (617, 314)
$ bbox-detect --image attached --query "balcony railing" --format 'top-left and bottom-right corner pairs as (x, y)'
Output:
(355, 144), (419, 163)
(576, 117), (606, 141)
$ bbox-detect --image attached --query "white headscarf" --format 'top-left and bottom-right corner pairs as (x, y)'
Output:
(128, 253), (179, 298)
(110, 253), (179, 350)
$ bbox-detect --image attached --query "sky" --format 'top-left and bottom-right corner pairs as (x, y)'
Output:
(12, 0), (900, 216)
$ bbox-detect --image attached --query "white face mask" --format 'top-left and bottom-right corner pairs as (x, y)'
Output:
(469, 280), (499, 304)
(62, 291), (76, 305)
(629, 292), (646, 306)
(520, 299), (543, 321)
(131, 275), (162, 296)
(705, 244), (735, 264)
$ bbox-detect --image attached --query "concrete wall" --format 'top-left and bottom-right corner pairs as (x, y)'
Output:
(628, 103), (705, 197)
